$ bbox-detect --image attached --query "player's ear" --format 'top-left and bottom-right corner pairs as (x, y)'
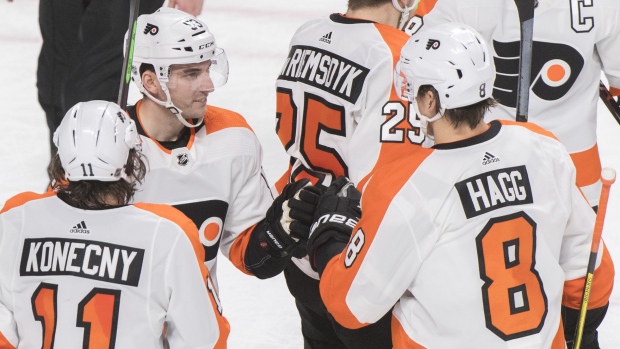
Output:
(142, 70), (161, 94)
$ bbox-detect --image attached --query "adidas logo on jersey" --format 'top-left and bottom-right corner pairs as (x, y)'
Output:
(319, 32), (332, 44)
(482, 152), (500, 165)
(70, 221), (90, 234)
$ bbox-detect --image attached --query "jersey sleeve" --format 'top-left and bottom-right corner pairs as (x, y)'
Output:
(351, 26), (419, 188)
(219, 135), (273, 269)
(537, 137), (613, 310)
(597, 1), (620, 94)
(320, 150), (435, 329)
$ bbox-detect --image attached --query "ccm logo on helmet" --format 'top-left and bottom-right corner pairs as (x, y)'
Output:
(198, 42), (214, 50)
(426, 39), (440, 50)
(144, 23), (159, 35)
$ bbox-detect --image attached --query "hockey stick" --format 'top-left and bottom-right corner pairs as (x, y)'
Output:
(513, 0), (535, 122)
(573, 167), (616, 349)
(117, 0), (141, 109)
(599, 81), (620, 126)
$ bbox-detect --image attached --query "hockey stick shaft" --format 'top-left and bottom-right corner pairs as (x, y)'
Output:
(514, 0), (535, 122)
(599, 81), (620, 126)
(573, 168), (616, 349)
(117, 0), (141, 110)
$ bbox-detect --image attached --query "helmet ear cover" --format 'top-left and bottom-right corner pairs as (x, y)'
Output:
(54, 101), (140, 182)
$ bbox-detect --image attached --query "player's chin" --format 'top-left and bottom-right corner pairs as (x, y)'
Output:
(185, 105), (207, 119)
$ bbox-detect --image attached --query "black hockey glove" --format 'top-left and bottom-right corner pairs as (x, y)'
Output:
(307, 177), (361, 274)
(262, 178), (322, 258)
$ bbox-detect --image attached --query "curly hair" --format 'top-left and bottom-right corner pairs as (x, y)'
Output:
(48, 149), (147, 209)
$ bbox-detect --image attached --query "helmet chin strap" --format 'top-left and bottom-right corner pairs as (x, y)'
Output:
(391, 0), (421, 30)
(412, 99), (443, 141)
(141, 85), (205, 128)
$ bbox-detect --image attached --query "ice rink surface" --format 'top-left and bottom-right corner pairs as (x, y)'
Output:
(1, 1), (619, 347)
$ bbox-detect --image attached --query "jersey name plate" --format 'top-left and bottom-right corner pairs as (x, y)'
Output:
(278, 45), (370, 104)
(20, 238), (145, 286)
(455, 165), (533, 218)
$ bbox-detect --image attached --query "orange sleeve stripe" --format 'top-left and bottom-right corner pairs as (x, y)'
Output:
(609, 86), (620, 96)
(562, 244), (615, 309)
(569, 144), (602, 188)
(320, 148), (435, 329)
(392, 315), (426, 349)
(1, 191), (56, 214)
(227, 224), (257, 276)
(133, 202), (230, 345)
(0, 332), (15, 349)
(414, 0), (438, 17)
(204, 106), (254, 135)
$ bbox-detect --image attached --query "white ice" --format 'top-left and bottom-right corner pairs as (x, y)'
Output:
(1, 1), (619, 348)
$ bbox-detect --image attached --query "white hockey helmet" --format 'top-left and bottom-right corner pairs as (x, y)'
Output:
(128, 8), (229, 127)
(53, 101), (140, 182)
(394, 22), (495, 110)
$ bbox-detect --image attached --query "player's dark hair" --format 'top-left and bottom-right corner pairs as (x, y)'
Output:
(48, 149), (147, 209)
(139, 63), (155, 77)
(348, 0), (391, 11)
(417, 85), (497, 129)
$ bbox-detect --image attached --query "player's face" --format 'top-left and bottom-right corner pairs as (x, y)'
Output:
(167, 60), (214, 119)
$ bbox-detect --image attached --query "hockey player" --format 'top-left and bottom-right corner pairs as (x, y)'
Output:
(420, 0), (620, 210)
(0, 101), (229, 348)
(306, 23), (614, 349)
(127, 8), (317, 288)
(274, 0), (424, 347)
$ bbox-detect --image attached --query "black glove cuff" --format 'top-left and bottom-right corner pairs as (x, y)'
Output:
(563, 302), (608, 349)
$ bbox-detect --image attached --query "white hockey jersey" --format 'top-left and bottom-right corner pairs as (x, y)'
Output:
(319, 120), (613, 348)
(275, 13), (421, 190)
(128, 101), (273, 284)
(421, 0), (620, 206)
(276, 14), (420, 279)
(0, 192), (229, 348)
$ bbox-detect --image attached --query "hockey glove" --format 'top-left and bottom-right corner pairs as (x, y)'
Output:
(307, 177), (361, 274)
(262, 178), (322, 258)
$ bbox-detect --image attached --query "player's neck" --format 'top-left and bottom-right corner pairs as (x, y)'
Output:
(138, 98), (186, 142)
(345, 4), (400, 27)
(432, 118), (489, 145)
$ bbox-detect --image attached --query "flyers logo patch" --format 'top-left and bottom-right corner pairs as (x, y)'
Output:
(144, 23), (159, 35)
(426, 39), (440, 50)
(172, 200), (228, 264)
(492, 40), (584, 108)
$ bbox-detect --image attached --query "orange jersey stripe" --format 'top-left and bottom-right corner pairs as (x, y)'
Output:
(227, 224), (258, 276)
(133, 202), (230, 346)
(0, 332), (15, 349)
(204, 105), (254, 135)
(562, 244), (614, 309)
(498, 119), (559, 140)
(609, 86), (620, 96)
(569, 144), (602, 188)
(392, 315), (426, 349)
(320, 147), (435, 329)
(0, 191), (56, 214)
(414, 0), (438, 17)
